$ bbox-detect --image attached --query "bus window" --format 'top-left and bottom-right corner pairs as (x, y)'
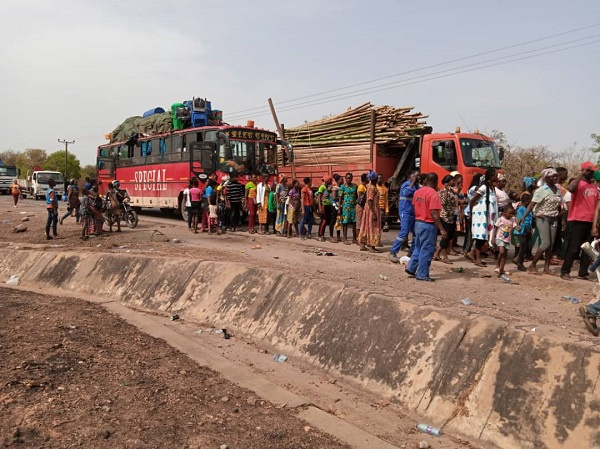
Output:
(147, 139), (162, 163)
(119, 144), (129, 159)
(204, 130), (217, 142)
(172, 135), (183, 152)
(230, 140), (255, 174)
(159, 138), (167, 155)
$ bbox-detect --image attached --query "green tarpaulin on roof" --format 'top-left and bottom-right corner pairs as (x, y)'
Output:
(110, 112), (174, 143)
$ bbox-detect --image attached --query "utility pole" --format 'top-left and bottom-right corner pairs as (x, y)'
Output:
(268, 98), (295, 178)
(57, 139), (75, 186)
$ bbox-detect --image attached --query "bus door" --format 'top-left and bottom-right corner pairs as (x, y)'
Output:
(189, 141), (217, 176)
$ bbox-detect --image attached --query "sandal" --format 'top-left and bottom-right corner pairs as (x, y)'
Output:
(441, 259), (453, 265)
(474, 262), (487, 267)
(464, 253), (475, 263)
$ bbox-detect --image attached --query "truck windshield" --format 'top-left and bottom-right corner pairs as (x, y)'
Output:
(460, 139), (501, 169)
(38, 173), (64, 184)
(0, 167), (17, 177)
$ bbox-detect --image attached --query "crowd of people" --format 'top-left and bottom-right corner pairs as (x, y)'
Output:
(181, 171), (391, 252)
(178, 163), (600, 285)
(37, 177), (129, 240)
(386, 162), (600, 284)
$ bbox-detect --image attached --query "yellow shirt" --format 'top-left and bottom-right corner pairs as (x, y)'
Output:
(376, 184), (388, 212)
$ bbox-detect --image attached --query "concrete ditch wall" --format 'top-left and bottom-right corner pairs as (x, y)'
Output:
(1, 249), (600, 449)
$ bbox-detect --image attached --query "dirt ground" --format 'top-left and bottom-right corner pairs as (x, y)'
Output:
(0, 286), (353, 449)
(5, 195), (591, 448)
(1, 195), (598, 343)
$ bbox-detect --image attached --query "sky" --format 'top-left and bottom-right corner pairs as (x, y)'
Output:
(1, 0), (599, 165)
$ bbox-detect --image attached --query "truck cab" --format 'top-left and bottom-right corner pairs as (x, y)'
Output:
(419, 132), (501, 191)
(30, 171), (65, 200)
(0, 164), (19, 195)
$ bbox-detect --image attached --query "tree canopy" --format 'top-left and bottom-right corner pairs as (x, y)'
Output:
(42, 151), (81, 180)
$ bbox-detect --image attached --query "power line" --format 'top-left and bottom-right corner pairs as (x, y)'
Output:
(226, 37), (600, 122)
(228, 33), (600, 118)
(227, 21), (600, 116)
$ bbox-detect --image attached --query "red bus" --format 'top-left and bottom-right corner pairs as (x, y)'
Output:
(97, 124), (280, 221)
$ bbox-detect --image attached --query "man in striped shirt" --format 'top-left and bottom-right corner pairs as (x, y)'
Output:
(226, 173), (245, 231)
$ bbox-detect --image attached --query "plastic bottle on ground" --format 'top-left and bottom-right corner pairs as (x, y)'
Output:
(416, 423), (441, 436)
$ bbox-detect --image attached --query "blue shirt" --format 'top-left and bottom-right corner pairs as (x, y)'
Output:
(45, 188), (58, 207)
(399, 180), (418, 215)
(203, 185), (214, 200)
(515, 205), (533, 235)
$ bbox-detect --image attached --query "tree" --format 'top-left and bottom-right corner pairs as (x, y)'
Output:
(80, 164), (97, 182)
(592, 134), (600, 162)
(0, 150), (20, 166)
(42, 151), (81, 180)
(16, 148), (48, 176)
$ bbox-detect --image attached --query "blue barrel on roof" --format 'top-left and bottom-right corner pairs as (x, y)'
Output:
(143, 107), (166, 118)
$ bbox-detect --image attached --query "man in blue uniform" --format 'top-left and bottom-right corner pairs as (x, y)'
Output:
(389, 170), (420, 263)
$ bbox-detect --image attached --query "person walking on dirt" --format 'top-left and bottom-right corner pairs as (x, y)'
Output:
(405, 173), (446, 282)
(358, 171), (381, 252)
(466, 168), (498, 267)
(275, 175), (288, 236)
(338, 172), (358, 245)
(256, 174), (270, 235)
(518, 168), (562, 276)
(376, 174), (389, 233)
(106, 182), (122, 233)
(10, 179), (20, 207)
(560, 162), (599, 280)
(317, 176), (333, 242)
(287, 179), (301, 238)
(433, 175), (458, 264)
(60, 180), (81, 225)
(189, 178), (202, 234)
(244, 174), (258, 234)
(356, 173), (368, 234)
(299, 177), (313, 240)
(329, 174), (342, 243)
(389, 170), (420, 263)
(226, 173), (244, 232)
(45, 179), (59, 240)
(183, 181), (192, 230)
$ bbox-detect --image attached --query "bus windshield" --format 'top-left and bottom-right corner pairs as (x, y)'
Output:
(0, 166), (17, 177)
(460, 139), (501, 169)
(37, 172), (64, 184)
(219, 140), (278, 175)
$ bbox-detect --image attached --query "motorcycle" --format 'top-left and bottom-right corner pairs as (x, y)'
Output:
(102, 196), (138, 229)
(121, 197), (138, 229)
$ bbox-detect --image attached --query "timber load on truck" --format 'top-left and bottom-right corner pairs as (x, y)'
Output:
(278, 102), (501, 219)
(280, 102), (429, 171)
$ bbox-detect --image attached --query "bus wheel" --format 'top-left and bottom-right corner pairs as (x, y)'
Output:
(179, 201), (189, 223)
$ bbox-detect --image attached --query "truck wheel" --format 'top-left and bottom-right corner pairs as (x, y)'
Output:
(179, 200), (189, 223)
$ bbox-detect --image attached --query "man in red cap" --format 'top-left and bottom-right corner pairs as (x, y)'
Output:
(560, 161), (599, 280)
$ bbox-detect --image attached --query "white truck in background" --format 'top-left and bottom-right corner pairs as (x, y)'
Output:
(18, 170), (65, 200)
(0, 164), (19, 194)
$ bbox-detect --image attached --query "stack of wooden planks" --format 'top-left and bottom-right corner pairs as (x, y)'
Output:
(283, 103), (428, 166)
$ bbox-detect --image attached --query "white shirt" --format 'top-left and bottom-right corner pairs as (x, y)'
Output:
(183, 188), (191, 207)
